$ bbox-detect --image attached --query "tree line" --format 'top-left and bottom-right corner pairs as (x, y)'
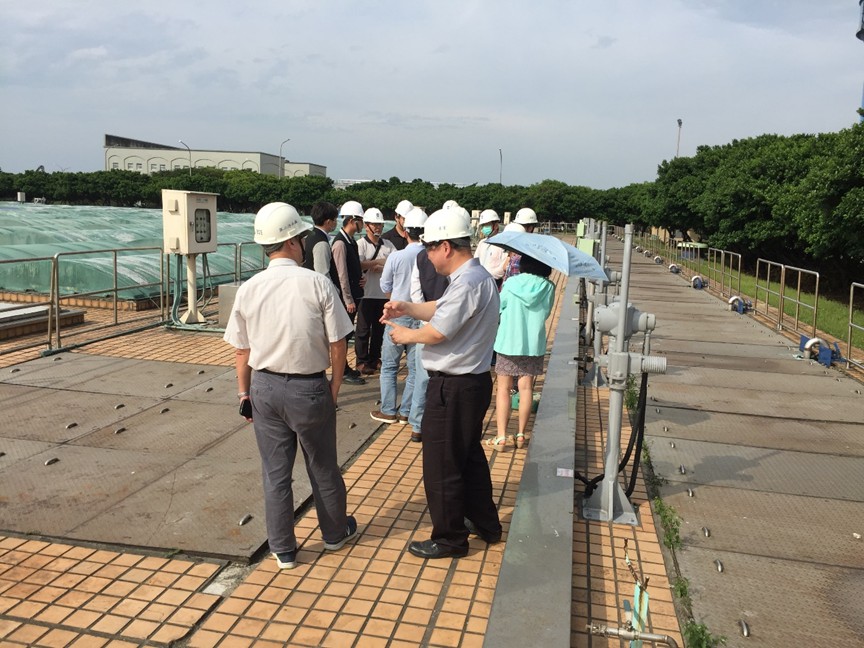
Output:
(2, 122), (862, 289)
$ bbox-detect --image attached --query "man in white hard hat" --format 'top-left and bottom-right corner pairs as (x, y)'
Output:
(473, 209), (507, 286)
(355, 207), (396, 375)
(382, 207), (502, 559)
(513, 207), (538, 232)
(224, 202), (358, 570)
(331, 200), (368, 384)
(371, 207), (428, 441)
(302, 200), (364, 385)
(381, 199), (413, 251)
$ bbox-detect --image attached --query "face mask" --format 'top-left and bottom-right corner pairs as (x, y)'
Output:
(481, 225), (493, 237)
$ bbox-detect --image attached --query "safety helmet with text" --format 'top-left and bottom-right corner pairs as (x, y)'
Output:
(338, 200), (364, 218)
(442, 199), (460, 210)
(404, 207), (428, 228)
(478, 209), (500, 225)
(421, 208), (472, 243)
(514, 207), (538, 225)
(363, 207), (385, 223)
(395, 199), (414, 217)
(254, 202), (311, 245)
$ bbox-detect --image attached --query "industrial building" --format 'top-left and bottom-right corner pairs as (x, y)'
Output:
(103, 134), (326, 178)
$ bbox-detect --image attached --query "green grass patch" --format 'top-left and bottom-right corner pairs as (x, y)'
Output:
(652, 497), (682, 551)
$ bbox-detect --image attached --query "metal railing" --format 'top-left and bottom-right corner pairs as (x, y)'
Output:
(49, 246), (167, 350)
(707, 248), (742, 298)
(848, 283), (864, 371)
(0, 241), (267, 357)
(754, 259), (819, 337)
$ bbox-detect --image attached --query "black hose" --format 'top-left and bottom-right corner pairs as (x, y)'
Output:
(576, 371), (649, 499)
(625, 372), (649, 497)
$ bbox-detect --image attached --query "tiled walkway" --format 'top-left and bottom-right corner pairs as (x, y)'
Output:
(0, 266), (683, 647)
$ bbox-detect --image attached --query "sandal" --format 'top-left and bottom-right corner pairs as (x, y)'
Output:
(515, 433), (526, 449)
(484, 436), (508, 450)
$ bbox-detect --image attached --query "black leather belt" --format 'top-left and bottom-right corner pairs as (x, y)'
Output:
(257, 368), (325, 379)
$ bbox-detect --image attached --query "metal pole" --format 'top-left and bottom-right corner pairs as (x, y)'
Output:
(498, 148), (502, 184)
(178, 140), (192, 177)
(280, 138), (291, 178)
(675, 119), (682, 157)
(583, 223), (639, 525)
(600, 222), (608, 295)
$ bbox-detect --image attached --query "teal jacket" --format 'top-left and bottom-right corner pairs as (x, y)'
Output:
(493, 273), (555, 357)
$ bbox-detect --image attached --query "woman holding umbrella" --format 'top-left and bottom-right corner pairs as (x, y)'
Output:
(486, 254), (556, 449)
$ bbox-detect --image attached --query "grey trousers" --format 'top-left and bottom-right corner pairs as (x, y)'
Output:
(250, 370), (348, 554)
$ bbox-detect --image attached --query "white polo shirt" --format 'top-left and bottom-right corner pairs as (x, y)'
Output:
(357, 236), (396, 299)
(223, 258), (353, 374)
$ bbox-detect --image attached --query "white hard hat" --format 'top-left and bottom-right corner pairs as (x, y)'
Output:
(478, 209), (500, 225)
(514, 207), (538, 225)
(404, 207), (428, 228)
(338, 200), (364, 217)
(254, 202), (311, 245)
(395, 199), (414, 217)
(442, 199), (460, 210)
(363, 207), (385, 223)
(421, 208), (472, 243)
(503, 222), (526, 233)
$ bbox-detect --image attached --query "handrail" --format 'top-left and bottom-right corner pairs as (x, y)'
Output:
(753, 258), (785, 328)
(1, 241), (268, 356)
(707, 247), (742, 298)
(49, 246), (166, 349)
(752, 259), (819, 336)
(849, 283), (864, 371)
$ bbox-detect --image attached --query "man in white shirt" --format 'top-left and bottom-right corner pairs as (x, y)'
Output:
(224, 202), (359, 570)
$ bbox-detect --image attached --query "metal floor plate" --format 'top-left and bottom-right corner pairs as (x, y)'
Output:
(650, 438), (864, 501)
(652, 366), (861, 396)
(660, 484), (864, 569)
(676, 546), (864, 647)
(0, 353), (382, 560)
(645, 409), (864, 456)
(648, 383), (863, 423)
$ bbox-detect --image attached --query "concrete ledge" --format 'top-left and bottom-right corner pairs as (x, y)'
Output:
(0, 306), (85, 340)
(484, 274), (579, 647)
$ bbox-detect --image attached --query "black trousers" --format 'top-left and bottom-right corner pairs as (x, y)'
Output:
(421, 372), (501, 550)
(355, 297), (386, 367)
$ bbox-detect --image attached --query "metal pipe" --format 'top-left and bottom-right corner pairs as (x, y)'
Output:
(588, 623), (679, 648)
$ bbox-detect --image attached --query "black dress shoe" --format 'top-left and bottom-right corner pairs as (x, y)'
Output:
(343, 371), (366, 385)
(408, 539), (468, 560)
(464, 518), (502, 544)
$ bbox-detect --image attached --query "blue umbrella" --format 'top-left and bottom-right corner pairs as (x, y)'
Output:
(485, 231), (607, 281)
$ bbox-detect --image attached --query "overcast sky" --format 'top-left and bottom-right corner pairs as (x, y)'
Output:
(1, 1), (861, 189)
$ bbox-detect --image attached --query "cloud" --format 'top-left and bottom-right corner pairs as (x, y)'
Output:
(66, 46), (108, 62)
(0, 0), (860, 189)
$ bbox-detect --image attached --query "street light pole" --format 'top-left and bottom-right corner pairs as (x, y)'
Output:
(675, 119), (683, 158)
(499, 148), (503, 184)
(279, 138), (290, 178)
(178, 140), (192, 177)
